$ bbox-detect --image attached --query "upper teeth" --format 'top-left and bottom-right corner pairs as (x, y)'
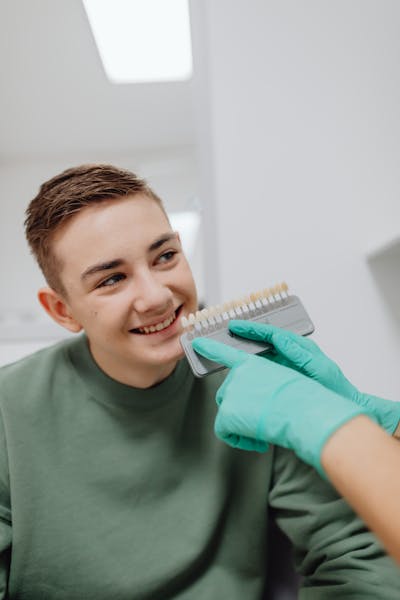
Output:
(139, 313), (176, 334)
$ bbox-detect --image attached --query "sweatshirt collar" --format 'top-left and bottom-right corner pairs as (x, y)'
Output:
(65, 334), (193, 410)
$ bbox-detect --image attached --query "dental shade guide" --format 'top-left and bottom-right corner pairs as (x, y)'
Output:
(180, 282), (314, 377)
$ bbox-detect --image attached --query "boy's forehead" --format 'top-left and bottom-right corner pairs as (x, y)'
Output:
(57, 195), (169, 239)
(52, 195), (173, 266)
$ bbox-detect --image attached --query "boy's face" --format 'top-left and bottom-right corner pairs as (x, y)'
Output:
(47, 194), (198, 387)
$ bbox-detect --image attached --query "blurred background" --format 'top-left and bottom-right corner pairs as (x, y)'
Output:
(1, 0), (399, 401)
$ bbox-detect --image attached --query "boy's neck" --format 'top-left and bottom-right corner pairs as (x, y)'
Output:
(88, 342), (178, 389)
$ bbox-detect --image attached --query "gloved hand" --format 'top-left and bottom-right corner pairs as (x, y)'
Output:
(192, 336), (366, 476)
(228, 320), (400, 437)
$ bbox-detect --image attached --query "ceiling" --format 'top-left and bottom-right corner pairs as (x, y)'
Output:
(0, 0), (196, 162)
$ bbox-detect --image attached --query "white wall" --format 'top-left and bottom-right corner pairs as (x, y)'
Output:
(0, 147), (204, 364)
(191, 0), (400, 399)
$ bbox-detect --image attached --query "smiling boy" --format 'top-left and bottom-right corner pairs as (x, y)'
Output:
(0, 164), (399, 599)
(37, 188), (197, 388)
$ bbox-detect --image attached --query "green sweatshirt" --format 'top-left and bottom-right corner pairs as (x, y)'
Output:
(0, 335), (398, 599)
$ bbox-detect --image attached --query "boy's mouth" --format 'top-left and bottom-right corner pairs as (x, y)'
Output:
(130, 306), (183, 335)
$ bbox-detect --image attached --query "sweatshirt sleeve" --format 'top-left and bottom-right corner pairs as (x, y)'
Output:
(268, 446), (400, 598)
(0, 410), (11, 600)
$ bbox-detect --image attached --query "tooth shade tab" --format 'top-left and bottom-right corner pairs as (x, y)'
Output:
(280, 281), (289, 296)
(181, 281), (292, 336)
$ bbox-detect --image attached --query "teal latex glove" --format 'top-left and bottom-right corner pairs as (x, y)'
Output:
(192, 337), (366, 476)
(228, 320), (400, 437)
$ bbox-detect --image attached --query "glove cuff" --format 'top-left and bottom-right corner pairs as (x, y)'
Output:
(260, 378), (369, 479)
(393, 421), (400, 441)
(360, 393), (400, 436)
(313, 407), (366, 479)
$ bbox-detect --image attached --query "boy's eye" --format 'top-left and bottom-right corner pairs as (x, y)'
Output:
(97, 273), (126, 288)
(158, 250), (177, 264)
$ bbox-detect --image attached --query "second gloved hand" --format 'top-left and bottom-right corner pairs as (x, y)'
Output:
(229, 321), (400, 437)
(192, 337), (367, 476)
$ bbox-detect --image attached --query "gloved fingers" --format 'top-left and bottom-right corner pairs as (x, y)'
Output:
(229, 320), (282, 343)
(229, 320), (311, 350)
(265, 331), (355, 392)
(229, 320), (316, 372)
(215, 375), (231, 406)
(192, 336), (248, 368)
(267, 334), (315, 372)
(214, 411), (269, 452)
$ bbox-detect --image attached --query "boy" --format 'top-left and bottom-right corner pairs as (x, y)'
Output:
(0, 164), (398, 599)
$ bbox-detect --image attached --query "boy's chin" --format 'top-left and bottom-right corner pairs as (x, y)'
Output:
(158, 348), (184, 366)
(147, 342), (184, 366)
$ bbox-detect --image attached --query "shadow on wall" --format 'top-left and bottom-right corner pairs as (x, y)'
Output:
(367, 243), (400, 336)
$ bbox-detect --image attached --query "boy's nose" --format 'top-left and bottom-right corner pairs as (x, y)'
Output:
(132, 273), (173, 315)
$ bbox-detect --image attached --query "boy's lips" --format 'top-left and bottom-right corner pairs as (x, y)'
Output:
(129, 305), (183, 335)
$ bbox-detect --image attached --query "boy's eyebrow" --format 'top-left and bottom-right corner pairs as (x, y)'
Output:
(148, 232), (177, 252)
(81, 259), (124, 281)
(81, 233), (178, 281)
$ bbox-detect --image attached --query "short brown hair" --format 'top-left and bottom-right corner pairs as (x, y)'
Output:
(25, 164), (165, 296)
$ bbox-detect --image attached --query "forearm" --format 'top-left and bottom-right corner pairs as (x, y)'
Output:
(321, 415), (400, 565)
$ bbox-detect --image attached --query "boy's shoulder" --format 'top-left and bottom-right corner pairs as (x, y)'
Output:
(0, 337), (79, 401)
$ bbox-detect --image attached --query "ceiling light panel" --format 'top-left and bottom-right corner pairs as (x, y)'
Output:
(83, 0), (193, 83)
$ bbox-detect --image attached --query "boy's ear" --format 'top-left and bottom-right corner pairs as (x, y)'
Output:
(38, 287), (82, 333)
